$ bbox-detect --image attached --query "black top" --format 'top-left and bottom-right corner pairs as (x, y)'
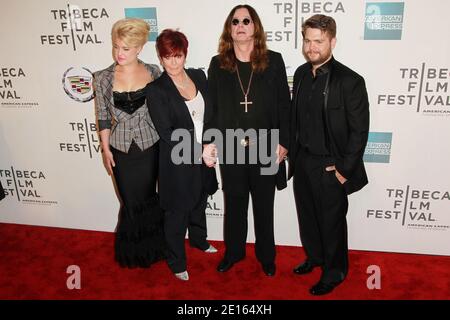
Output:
(297, 59), (332, 155)
(235, 60), (270, 131)
(207, 50), (291, 192)
(206, 51), (290, 148)
(289, 57), (370, 195)
(113, 87), (147, 114)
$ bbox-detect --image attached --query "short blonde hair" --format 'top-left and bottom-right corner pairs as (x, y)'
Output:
(111, 18), (149, 47)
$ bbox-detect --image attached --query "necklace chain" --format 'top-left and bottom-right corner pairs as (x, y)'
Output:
(236, 64), (254, 112)
(173, 71), (189, 89)
(236, 65), (254, 98)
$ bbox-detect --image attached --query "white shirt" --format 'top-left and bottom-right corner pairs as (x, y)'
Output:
(184, 91), (205, 144)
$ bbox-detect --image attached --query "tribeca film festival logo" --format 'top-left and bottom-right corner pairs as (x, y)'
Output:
(364, 2), (405, 40)
(205, 194), (223, 219)
(59, 119), (100, 159)
(0, 167), (58, 206)
(367, 186), (450, 230)
(267, 0), (345, 49)
(40, 5), (109, 51)
(0, 67), (39, 109)
(377, 63), (450, 115)
(125, 8), (158, 42)
(62, 67), (94, 102)
(363, 132), (392, 163)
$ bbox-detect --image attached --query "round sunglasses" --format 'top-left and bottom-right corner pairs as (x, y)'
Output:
(231, 18), (252, 26)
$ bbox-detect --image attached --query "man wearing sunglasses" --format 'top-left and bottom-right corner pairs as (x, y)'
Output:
(205, 4), (290, 277)
(289, 14), (370, 295)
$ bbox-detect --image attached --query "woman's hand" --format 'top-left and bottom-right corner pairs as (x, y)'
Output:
(202, 144), (217, 168)
(102, 149), (116, 175)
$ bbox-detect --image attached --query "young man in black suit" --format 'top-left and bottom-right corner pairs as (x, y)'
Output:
(289, 14), (370, 295)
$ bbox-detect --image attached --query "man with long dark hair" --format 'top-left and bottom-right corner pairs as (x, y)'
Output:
(205, 4), (290, 276)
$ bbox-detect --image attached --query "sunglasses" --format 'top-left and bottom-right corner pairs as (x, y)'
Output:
(231, 18), (252, 26)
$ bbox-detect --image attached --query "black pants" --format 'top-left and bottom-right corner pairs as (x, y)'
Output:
(164, 193), (209, 273)
(222, 164), (276, 266)
(293, 150), (349, 284)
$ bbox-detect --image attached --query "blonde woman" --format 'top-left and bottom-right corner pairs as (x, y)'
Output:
(93, 18), (165, 268)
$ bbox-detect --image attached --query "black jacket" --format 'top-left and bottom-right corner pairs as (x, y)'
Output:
(206, 50), (291, 191)
(147, 69), (218, 212)
(289, 57), (370, 195)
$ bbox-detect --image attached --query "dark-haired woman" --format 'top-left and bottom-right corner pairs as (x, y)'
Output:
(147, 29), (218, 281)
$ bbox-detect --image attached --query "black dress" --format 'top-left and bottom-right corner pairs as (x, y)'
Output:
(111, 88), (166, 268)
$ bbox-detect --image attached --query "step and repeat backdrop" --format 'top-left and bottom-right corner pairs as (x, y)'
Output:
(0, 0), (449, 255)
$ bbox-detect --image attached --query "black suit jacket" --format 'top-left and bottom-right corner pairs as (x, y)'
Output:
(206, 50), (291, 191)
(288, 57), (370, 195)
(147, 68), (218, 212)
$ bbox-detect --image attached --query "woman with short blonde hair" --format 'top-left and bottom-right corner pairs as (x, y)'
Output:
(111, 18), (149, 47)
(93, 18), (166, 268)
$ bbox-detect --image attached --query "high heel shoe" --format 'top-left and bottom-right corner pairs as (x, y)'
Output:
(175, 271), (189, 281)
(204, 244), (218, 253)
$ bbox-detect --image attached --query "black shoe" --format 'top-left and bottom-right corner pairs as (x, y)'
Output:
(217, 259), (235, 272)
(293, 261), (318, 275)
(262, 263), (276, 276)
(309, 281), (337, 296)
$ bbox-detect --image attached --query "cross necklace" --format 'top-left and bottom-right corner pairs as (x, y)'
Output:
(236, 65), (254, 113)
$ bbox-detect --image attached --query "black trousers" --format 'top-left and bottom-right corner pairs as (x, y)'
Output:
(293, 150), (349, 284)
(164, 193), (209, 273)
(223, 164), (276, 266)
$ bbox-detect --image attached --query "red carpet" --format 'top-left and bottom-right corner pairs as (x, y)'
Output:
(0, 223), (449, 300)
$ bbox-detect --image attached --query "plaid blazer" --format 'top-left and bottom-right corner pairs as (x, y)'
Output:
(93, 61), (161, 153)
